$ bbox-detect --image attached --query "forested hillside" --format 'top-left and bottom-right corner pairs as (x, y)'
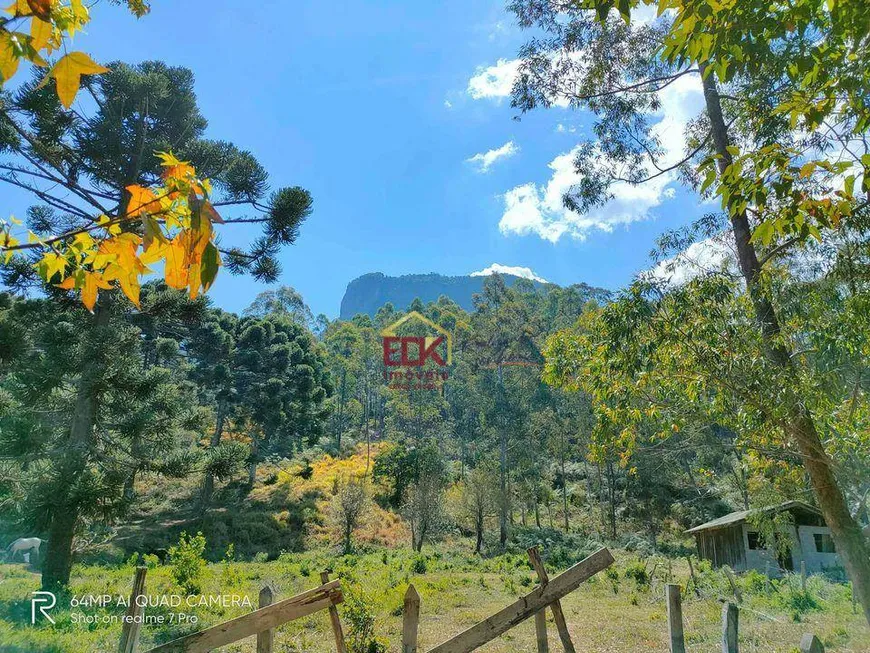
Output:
(339, 271), (610, 319)
(4, 267), (862, 565)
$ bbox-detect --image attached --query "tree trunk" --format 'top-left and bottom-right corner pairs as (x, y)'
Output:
(606, 460), (617, 540)
(122, 465), (138, 503)
(200, 402), (227, 509)
(534, 499), (541, 529)
(475, 514), (483, 554)
(42, 303), (111, 589)
(701, 64), (870, 625)
(248, 434), (260, 486)
(498, 363), (508, 547)
(562, 443), (569, 533)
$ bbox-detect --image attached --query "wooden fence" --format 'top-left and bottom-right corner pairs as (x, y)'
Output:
(118, 567), (346, 653)
(665, 582), (828, 653)
(404, 547), (614, 653)
(120, 548), (613, 653)
(118, 549), (832, 652)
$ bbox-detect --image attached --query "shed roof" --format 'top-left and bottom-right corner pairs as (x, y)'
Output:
(686, 500), (822, 534)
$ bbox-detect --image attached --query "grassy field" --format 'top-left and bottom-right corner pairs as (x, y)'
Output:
(1, 546), (867, 653)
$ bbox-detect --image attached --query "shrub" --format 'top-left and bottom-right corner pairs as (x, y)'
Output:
(605, 566), (620, 594)
(741, 569), (770, 595)
(169, 531), (207, 594)
(344, 586), (387, 653)
(411, 555), (427, 574)
(222, 544), (242, 587)
(330, 476), (371, 554)
(623, 560), (650, 588)
(778, 588), (821, 615)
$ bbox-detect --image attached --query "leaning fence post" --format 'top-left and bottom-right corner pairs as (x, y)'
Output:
(321, 572), (348, 653)
(118, 566), (147, 653)
(665, 584), (686, 653)
(402, 584), (420, 653)
(799, 633), (824, 653)
(526, 547), (575, 653)
(256, 586), (274, 653)
(723, 567), (742, 602)
(722, 602), (738, 653)
(686, 557), (700, 597)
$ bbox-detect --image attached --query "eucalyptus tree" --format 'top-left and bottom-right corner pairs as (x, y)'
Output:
(510, 0), (870, 619)
(468, 275), (544, 546)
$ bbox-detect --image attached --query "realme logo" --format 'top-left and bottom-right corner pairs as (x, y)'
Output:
(31, 591), (56, 624)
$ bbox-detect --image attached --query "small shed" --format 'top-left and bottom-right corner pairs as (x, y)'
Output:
(686, 501), (840, 575)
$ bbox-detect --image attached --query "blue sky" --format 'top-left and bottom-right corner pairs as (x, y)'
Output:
(6, 0), (710, 318)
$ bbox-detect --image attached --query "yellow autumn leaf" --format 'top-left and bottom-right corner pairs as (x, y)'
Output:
(126, 184), (161, 217)
(80, 271), (112, 312)
(139, 241), (167, 265)
(4, 0), (32, 16)
(0, 32), (20, 83)
(102, 262), (142, 307)
(156, 151), (184, 167)
(187, 260), (202, 299)
(48, 52), (109, 108)
(31, 16), (54, 52)
(39, 251), (67, 279)
(164, 236), (189, 290)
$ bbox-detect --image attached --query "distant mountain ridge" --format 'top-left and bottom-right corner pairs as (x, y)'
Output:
(339, 271), (608, 319)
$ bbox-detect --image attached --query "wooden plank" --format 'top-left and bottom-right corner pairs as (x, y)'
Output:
(256, 586), (274, 653)
(533, 610), (548, 653)
(665, 584), (686, 653)
(428, 548), (614, 653)
(145, 580), (343, 653)
(721, 602), (738, 653)
(118, 566), (147, 653)
(321, 572), (348, 653)
(402, 584), (421, 653)
(799, 633), (824, 653)
(526, 547), (575, 653)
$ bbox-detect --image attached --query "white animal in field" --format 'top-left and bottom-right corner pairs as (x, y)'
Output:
(4, 537), (45, 562)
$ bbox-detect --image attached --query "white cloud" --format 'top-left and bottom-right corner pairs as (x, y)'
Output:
(641, 235), (735, 287)
(444, 99), (453, 109)
(467, 12), (705, 243)
(466, 140), (519, 173)
(467, 56), (575, 107)
(498, 145), (677, 242)
(471, 264), (548, 283)
(494, 69), (704, 242)
(467, 58), (522, 101)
